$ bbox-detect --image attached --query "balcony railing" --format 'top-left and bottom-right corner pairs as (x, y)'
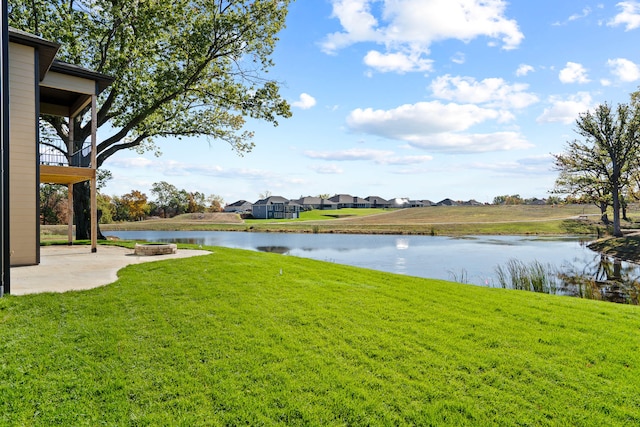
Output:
(39, 141), (92, 168)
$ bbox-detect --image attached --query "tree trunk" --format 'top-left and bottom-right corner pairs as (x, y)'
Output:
(73, 182), (105, 241)
(599, 201), (609, 224)
(612, 182), (622, 237)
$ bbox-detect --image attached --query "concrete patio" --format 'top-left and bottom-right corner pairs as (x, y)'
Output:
(9, 245), (211, 295)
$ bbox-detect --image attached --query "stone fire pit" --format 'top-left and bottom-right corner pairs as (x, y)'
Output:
(134, 243), (178, 256)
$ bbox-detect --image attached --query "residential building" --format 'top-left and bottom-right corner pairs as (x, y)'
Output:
(224, 200), (252, 213)
(8, 28), (113, 268)
(436, 198), (458, 206)
(329, 194), (371, 209)
(252, 196), (301, 219)
(294, 196), (337, 210)
(366, 196), (390, 208)
(390, 198), (410, 208)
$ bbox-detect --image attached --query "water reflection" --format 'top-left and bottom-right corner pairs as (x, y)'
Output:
(395, 238), (409, 250)
(256, 246), (291, 254)
(559, 254), (640, 304)
(495, 253), (640, 304)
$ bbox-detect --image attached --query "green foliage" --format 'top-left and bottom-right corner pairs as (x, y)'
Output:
(8, 0), (292, 161)
(206, 194), (225, 213)
(39, 184), (68, 225)
(1, 246), (640, 424)
(492, 194), (524, 205)
(149, 181), (221, 217)
(553, 99), (640, 236)
(96, 194), (114, 224)
(9, 0), (293, 237)
(111, 190), (149, 221)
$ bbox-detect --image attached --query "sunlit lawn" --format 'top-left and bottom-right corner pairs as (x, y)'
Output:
(1, 244), (639, 425)
(244, 208), (391, 223)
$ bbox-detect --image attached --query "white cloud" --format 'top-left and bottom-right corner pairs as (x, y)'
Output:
(305, 148), (394, 161)
(311, 164), (344, 174)
(469, 155), (555, 175)
(304, 148), (432, 165)
(569, 7), (592, 21)
(322, 0), (524, 73)
(382, 155), (434, 165)
(407, 132), (532, 153)
(451, 52), (466, 65)
(345, 101), (531, 153)
(607, 58), (640, 82)
(553, 7), (592, 25)
(108, 157), (154, 168)
(347, 101), (508, 137)
(292, 93), (317, 109)
(608, 1), (640, 30)
(537, 92), (593, 124)
(363, 50), (433, 73)
(516, 64), (534, 76)
(430, 75), (539, 109)
(559, 62), (590, 84)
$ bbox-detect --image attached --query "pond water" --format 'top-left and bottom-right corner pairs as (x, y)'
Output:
(107, 230), (640, 304)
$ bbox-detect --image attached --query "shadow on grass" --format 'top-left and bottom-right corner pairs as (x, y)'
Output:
(560, 219), (604, 235)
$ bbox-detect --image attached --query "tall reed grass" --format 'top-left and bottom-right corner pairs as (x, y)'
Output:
(494, 259), (560, 294)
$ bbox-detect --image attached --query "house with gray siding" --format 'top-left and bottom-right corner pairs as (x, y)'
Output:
(329, 194), (371, 209)
(366, 196), (390, 208)
(252, 196), (301, 219)
(390, 198), (410, 208)
(224, 200), (252, 213)
(294, 196), (337, 210)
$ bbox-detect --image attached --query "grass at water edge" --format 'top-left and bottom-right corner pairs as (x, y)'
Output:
(1, 243), (640, 425)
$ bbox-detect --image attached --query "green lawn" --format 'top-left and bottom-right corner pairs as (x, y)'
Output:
(2, 245), (640, 425)
(244, 208), (391, 223)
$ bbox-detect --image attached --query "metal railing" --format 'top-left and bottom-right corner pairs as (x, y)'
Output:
(39, 141), (92, 168)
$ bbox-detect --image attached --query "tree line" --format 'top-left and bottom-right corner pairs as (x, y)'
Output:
(40, 181), (225, 225)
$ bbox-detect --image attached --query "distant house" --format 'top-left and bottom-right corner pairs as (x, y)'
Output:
(366, 196), (390, 208)
(390, 198), (410, 208)
(436, 198), (458, 206)
(526, 198), (547, 205)
(252, 196), (301, 219)
(224, 200), (252, 213)
(329, 194), (371, 209)
(294, 196), (337, 210)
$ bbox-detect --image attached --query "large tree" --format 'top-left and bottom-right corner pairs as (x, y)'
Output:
(553, 102), (640, 237)
(9, 0), (292, 239)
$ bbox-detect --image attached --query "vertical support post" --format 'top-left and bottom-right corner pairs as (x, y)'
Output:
(67, 184), (73, 244)
(67, 115), (73, 245)
(90, 94), (97, 253)
(1, 0), (10, 295)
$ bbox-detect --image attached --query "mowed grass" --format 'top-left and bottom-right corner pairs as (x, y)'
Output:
(91, 204), (605, 235)
(2, 245), (640, 425)
(244, 208), (390, 223)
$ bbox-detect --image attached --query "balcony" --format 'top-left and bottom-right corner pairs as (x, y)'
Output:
(39, 140), (95, 185)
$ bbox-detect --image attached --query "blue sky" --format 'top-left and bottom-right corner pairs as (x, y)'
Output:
(101, 0), (640, 205)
